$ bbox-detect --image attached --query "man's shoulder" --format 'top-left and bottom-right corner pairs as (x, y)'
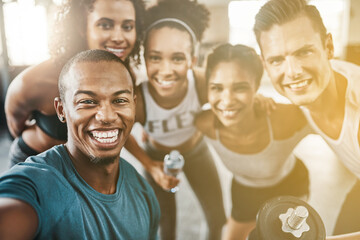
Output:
(119, 158), (155, 195)
(331, 59), (360, 106)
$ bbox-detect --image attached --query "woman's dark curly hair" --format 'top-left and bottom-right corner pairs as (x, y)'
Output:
(49, 0), (145, 66)
(205, 44), (264, 90)
(144, 0), (210, 55)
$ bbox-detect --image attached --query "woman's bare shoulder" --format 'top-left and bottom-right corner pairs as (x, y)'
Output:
(194, 110), (216, 139)
(270, 103), (307, 139)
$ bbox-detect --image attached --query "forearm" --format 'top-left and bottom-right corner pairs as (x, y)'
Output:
(327, 232), (360, 240)
(124, 135), (155, 171)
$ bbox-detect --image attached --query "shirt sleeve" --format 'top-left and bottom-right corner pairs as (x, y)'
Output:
(0, 164), (43, 236)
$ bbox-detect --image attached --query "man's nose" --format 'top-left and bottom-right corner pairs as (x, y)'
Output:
(96, 103), (117, 123)
(285, 57), (303, 79)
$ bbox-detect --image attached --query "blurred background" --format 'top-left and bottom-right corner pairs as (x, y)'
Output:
(0, 0), (359, 128)
(0, 0), (359, 239)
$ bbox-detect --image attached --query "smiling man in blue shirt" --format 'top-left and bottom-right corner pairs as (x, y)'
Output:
(0, 49), (160, 240)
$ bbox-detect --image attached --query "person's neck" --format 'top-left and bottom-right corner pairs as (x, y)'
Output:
(305, 71), (347, 118)
(64, 144), (120, 195)
(149, 79), (188, 109)
(224, 109), (264, 135)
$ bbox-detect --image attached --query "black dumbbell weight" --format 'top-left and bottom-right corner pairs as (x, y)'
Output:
(248, 195), (326, 240)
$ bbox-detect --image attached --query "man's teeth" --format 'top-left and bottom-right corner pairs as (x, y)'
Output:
(92, 129), (119, 143)
(287, 80), (309, 89)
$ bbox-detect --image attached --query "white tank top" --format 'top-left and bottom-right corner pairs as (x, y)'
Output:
(142, 70), (201, 147)
(301, 60), (360, 179)
(206, 117), (311, 187)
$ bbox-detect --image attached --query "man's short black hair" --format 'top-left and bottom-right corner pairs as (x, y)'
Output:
(59, 49), (135, 101)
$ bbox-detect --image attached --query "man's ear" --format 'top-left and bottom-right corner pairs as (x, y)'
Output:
(325, 33), (334, 59)
(54, 97), (66, 123)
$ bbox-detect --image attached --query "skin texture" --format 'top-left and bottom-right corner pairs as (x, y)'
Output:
(259, 14), (360, 240)
(87, 0), (136, 61)
(260, 16), (334, 107)
(145, 27), (195, 109)
(5, 0), (137, 155)
(55, 61), (136, 194)
(125, 26), (203, 191)
(208, 61), (257, 128)
(195, 58), (308, 240)
(0, 60), (136, 239)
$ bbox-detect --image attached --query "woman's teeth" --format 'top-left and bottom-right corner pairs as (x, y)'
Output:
(106, 47), (124, 54)
(221, 110), (238, 117)
(156, 79), (175, 86)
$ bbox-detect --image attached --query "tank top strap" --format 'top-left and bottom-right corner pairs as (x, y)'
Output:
(214, 128), (221, 140)
(266, 116), (274, 141)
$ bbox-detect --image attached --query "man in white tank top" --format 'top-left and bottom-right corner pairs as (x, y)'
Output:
(254, 0), (360, 239)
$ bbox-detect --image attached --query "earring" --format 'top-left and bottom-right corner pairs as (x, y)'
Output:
(59, 116), (65, 122)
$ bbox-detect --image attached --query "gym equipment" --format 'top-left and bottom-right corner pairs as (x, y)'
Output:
(248, 196), (326, 240)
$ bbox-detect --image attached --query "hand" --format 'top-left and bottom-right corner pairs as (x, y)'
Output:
(254, 94), (276, 116)
(147, 160), (180, 191)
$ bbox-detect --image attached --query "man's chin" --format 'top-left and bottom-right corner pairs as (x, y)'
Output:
(89, 155), (119, 165)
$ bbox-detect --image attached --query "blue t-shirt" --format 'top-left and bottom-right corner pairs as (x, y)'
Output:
(0, 145), (160, 240)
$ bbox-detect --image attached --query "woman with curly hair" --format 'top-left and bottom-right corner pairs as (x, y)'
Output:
(5, 0), (145, 166)
(124, 0), (226, 239)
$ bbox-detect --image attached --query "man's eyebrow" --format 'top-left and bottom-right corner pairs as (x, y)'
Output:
(112, 90), (132, 96)
(74, 89), (132, 97)
(265, 44), (315, 61)
(74, 90), (96, 97)
(294, 44), (314, 54)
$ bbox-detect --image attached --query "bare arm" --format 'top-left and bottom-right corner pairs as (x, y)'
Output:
(5, 68), (38, 138)
(124, 135), (179, 191)
(327, 232), (360, 240)
(194, 109), (216, 139)
(4, 60), (60, 138)
(0, 198), (38, 240)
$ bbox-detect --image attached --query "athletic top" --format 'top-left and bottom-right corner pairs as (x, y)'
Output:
(33, 111), (67, 140)
(301, 59), (360, 179)
(142, 70), (201, 147)
(0, 145), (160, 239)
(206, 117), (311, 187)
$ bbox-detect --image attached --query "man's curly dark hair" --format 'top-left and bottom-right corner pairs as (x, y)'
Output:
(49, 0), (145, 66)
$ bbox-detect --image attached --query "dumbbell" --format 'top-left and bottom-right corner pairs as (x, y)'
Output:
(248, 196), (326, 240)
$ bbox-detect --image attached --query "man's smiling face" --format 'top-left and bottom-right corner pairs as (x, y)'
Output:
(260, 15), (334, 106)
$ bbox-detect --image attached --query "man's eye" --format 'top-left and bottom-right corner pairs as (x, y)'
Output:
(269, 58), (282, 66)
(79, 99), (96, 104)
(114, 98), (128, 104)
(299, 49), (313, 57)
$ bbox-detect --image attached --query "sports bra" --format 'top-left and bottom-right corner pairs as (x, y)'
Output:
(206, 117), (311, 187)
(33, 111), (67, 141)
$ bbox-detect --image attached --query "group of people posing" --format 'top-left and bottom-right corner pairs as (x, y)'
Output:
(0, 0), (359, 239)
